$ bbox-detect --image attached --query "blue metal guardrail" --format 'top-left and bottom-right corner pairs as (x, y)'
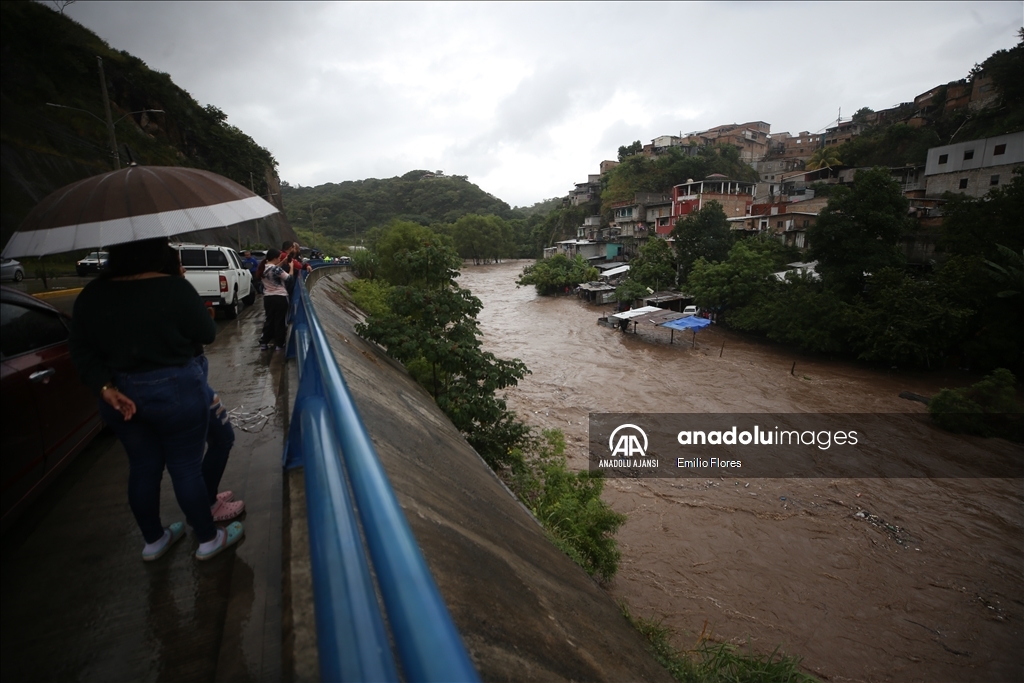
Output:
(283, 266), (479, 683)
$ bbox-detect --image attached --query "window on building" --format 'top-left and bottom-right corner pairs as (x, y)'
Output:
(993, 144), (1006, 155)
(958, 178), (969, 189)
(963, 150), (974, 161)
(991, 175), (1000, 186)
(777, 221), (784, 229)
(938, 154), (948, 164)
(803, 220), (810, 228)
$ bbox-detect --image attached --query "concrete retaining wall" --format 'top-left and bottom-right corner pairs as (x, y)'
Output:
(289, 273), (671, 682)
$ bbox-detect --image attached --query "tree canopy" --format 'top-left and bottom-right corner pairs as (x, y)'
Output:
(600, 144), (759, 215)
(517, 254), (600, 295)
(281, 172), (514, 240)
(807, 167), (912, 295)
(670, 201), (734, 278)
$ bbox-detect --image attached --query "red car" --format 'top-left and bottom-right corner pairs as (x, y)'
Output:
(1, 286), (102, 532)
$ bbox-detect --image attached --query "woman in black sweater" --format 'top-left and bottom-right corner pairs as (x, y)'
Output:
(70, 238), (243, 561)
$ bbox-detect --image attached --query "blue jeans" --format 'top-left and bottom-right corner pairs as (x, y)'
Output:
(196, 355), (235, 506)
(100, 358), (217, 543)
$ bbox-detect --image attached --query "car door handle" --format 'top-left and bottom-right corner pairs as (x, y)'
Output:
(29, 368), (56, 383)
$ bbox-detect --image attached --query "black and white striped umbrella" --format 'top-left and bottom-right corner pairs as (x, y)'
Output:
(2, 165), (279, 258)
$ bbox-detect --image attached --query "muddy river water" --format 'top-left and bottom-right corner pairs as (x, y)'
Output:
(458, 261), (1022, 683)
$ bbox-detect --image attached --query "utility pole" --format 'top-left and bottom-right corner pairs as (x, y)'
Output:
(97, 56), (119, 169)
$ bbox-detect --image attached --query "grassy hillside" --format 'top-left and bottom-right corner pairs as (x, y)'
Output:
(280, 171), (515, 239)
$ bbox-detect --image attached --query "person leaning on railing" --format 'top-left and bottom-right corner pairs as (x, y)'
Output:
(259, 247), (291, 352)
(69, 237), (244, 562)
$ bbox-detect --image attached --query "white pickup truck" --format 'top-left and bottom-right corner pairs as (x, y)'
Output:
(171, 243), (255, 319)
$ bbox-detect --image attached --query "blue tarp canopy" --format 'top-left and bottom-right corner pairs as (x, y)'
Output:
(660, 316), (711, 332)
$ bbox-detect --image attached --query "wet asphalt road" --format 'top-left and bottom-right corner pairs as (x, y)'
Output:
(1, 297), (287, 682)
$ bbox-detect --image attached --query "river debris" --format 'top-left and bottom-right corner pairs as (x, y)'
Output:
(228, 405), (276, 433)
(853, 508), (916, 548)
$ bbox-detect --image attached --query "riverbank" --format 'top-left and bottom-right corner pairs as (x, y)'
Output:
(459, 260), (1023, 683)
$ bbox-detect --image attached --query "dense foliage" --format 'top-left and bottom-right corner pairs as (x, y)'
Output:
(510, 430), (625, 581)
(280, 171), (515, 239)
(601, 144), (759, 215)
(928, 368), (1022, 441)
(354, 223), (529, 463)
(671, 201), (735, 278)
(685, 167), (1024, 374)
(807, 168), (915, 295)
(517, 253), (601, 295)
(0, 2), (279, 247)
(615, 237), (677, 302)
(349, 222), (625, 578)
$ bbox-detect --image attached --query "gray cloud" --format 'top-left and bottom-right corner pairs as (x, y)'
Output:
(64, 1), (1021, 206)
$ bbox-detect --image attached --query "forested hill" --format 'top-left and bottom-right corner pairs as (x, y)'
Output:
(0, 2), (288, 250)
(280, 171), (515, 239)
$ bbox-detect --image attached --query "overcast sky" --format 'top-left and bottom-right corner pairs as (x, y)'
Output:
(63, 1), (1021, 207)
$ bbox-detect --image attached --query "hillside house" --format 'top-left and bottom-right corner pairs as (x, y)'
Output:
(681, 121), (771, 163)
(823, 120), (865, 147)
(770, 131), (823, 161)
(576, 215), (605, 241)
(924, 132), (1023, 198)
(671, 175), (755, 231)
(568, 174), (602, 206)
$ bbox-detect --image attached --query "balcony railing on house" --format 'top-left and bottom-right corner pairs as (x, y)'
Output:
(284, 264), (479, 683)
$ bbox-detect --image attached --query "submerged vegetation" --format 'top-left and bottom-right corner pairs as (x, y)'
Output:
(929, 368), (1023, 441)
(516, 253), (600, 295)
(621, 605), (818, 683)
(347, 220), (625, 579)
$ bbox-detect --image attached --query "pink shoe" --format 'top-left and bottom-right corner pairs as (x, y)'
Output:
(211, 498), (245, 522)
(216, 491), (234, 503)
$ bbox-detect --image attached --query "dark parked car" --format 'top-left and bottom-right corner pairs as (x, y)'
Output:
(1, 286), (102, 532)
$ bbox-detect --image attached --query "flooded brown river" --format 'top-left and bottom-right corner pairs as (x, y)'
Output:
(458, 261), (1023, 683)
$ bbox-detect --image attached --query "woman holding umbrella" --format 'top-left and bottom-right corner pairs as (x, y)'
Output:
(70, 237), (244, 561)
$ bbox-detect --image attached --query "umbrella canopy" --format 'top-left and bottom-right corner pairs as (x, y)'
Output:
(2, 166), (280, 258)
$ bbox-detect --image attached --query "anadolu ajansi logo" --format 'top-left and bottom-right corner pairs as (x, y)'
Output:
(609, 424), (648, 458)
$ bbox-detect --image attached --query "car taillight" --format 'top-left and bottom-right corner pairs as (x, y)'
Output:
(219, 275), (228, 293)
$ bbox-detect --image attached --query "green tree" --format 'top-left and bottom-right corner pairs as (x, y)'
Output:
(451, 214), (512, 264)
(852, 268), (974, 367)
(986, 245), (1024, 299)
(374, 220), (453, 286)
(729, 274), (852, 354)
(852, 107), (875, 124)
(807, 167), (912, 296)
(686, 239), (775, 316)
(940, 167), (1024, 261)
(806, 146), (842, 170)
(975, 28), (1024, 108)
(617, 140), (643, 160)
(670, 201), (734, 277)
(929, 368), (1021, 439)
(534, 205), (587, 248)
(614, 278), (651, 304)
(517, 254), (600, 295)
(627, 237), (676, 291)
(356, 237), (530, 466)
